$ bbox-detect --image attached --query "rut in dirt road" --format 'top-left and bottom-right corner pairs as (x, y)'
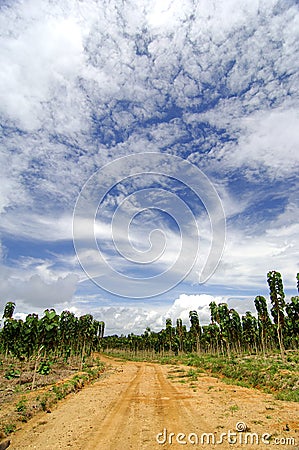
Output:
(84, 363), (210, 450)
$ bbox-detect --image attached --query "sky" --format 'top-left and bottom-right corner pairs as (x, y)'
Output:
(0, 0), (298, 335)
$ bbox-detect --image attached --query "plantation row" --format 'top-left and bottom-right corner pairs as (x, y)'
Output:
(1, 271), (298, 362)
(0, 304), (105, 363)
(103, 271), (299, 360)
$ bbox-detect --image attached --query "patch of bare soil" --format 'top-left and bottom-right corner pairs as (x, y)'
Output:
(6, 356), (299, 449)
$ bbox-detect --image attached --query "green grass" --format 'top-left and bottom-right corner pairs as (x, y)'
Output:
(229, 405), (239, 414)
(4, 423), (16, 435)
(15, 397), (27, 413)
(181, 352), (299, 402)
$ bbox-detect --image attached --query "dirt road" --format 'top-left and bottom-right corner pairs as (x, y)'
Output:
(9, 356), (299, 449)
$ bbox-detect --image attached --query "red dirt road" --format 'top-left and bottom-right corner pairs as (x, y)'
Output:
(8, 356), (299, 449)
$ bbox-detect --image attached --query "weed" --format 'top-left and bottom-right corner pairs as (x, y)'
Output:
(38, 393), (51, 411)
(4, 423), (16, 435)
(229, 405), (239, 414)
(38, 361), (52, 375)
(52, 386), (65, 400)
(4, 366), (21, 380)
(187, 369), (198, 380)
(15, 397), (27, 413)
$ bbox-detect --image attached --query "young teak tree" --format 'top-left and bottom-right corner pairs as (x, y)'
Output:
(285, 296), (299, 348)
(2, 301), (16, 319)
(189, 310), (201, 353)
(176, 318), (185, 353)
(267, 270), (286, 361)
(165, 318), (173, 352)
(254, 296), (272, 356)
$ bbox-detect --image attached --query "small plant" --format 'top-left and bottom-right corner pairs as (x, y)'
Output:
(38, 361), (52, 375)
(14, 397), (32, 423)
(4, 423), (16, 435)
(4, 366), (21, 380)
(229, 405), (239, 414)
(187, 368), (198, 381)
(37, 393), (51, 411)
(15, 397), (27, 413)
(52, 386), (65, 400)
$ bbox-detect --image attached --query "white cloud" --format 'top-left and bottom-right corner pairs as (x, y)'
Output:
(0, 269), (79, 309)
(56, 292), (259, 335)
(225, 107), (299, 178)
(164, 293), (223, 326)
(57, 302), (164, 336)
(0, 211), (74, 241)
(0, 10), (85, 130)
(210, 217), (299, 292)
(55, 293), (224, 335)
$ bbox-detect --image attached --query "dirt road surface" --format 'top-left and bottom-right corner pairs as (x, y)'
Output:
(8, 355), (299, 449)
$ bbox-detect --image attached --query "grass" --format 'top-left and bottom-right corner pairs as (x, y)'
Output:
(229, 405), (239, 414)
(176, 352), (299, 402)
(15, 397), (27, 413)
(186, 368), (198, 379)
(4, 423), (16, 435)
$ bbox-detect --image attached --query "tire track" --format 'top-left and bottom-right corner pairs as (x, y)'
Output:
(87, 363), (213, 450)
(85, 364), (145, 450)
(151, 365), (215, 449)
(154, 365), (212, 431)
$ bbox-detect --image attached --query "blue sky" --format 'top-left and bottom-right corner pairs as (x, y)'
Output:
(0, 0), (298, 335)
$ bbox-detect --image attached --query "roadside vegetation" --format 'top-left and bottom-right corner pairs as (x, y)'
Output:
(0, 306), (106, 439)
(105, 350), (299, 402)
(0, 354), (106, 439)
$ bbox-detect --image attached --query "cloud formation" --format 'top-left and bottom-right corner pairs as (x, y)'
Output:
(0, 0), (298, 332)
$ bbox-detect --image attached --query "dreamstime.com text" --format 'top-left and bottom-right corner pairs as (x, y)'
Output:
(156, 427), (297, 446)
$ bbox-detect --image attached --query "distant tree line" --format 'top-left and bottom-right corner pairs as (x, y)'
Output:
(1, 271), (298, 362)
(102, 271), (299, 359)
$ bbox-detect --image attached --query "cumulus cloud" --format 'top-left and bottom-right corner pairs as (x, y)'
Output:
(53, 301), (164, 336)
(56, 292), (259, 335)
(0, 270), (79, 309)
(164, 293), (223, 326)
(0, 251), (80, 311)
